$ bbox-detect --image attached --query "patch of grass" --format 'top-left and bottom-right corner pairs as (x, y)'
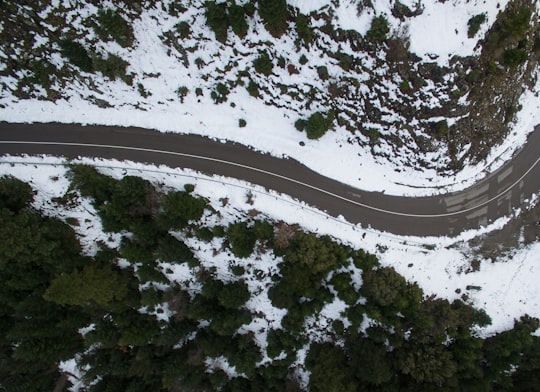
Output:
(93, 53), (131, 83)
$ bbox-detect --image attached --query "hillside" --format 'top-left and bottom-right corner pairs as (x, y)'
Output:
(1, 0), (539, 193)
(1, 162), (540, 391)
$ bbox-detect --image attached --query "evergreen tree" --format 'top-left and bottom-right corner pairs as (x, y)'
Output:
(258, 0), (289, 37)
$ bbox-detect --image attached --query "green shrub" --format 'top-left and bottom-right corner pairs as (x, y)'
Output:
(258, 0), (289, 37)
(367, 15), (390, 43)
(296, 13), (314, 45)
(227, 221), (257, 258)
(305, 112), (330, 139)
(317, 66), (329, 81)
(294, 119), (306, 131)
(210, 82), (230, 104)
(299, 54), (308, 65)
(467, 13), (486, 38)
(253, 51), (273, 76)
(501, 8), (532, 40)
(503, 48), (528, 66)
(0, 176), (34, 212)
(176, 86), (189, 102)
(59, 39), (93, 72)
(95, 8), (134, 48)
(205, 1), (229, 43)
(247, 80), (260, 97)
(239, 119), (247, 127)
(31, 60), (55, 89)
(195, 87), (203, 96)
(93, 53), (129, 82)
(228, 3), (248, 38)
(176, 21), (191, 39)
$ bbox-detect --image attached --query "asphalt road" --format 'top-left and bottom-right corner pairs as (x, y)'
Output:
(0, 122), (539, 237)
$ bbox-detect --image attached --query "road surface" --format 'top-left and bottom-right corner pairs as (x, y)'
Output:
(0, 122), (539, 237)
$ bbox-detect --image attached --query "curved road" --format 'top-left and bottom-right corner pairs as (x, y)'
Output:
(0, 122), (539, 237)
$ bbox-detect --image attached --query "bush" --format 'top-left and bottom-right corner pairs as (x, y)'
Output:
(299, 54), (308, 65)
(367, 15), (390, 43)
(258, 0), (289, 37)
(176, 21), (191, 39)
(503, 48), (528, 66)
(205, 1), (228, 43)
(95, 8), (134, 48)
(294, 119), (306, 131)
(501, 8), (532, 40)
(253, 51), (273, 76)
(210, 82), (229, 104)
(93, 53), (130, 82)
(0, 176), (34, 212)
(317, 66), (329, 81)
(305, 112), (330, 139)
(229, 3), (248, 38)
(59, 39), (93, 72)
(227, 222), (257, 258)
(239, 119), (247, 128)
(176, 86), (189, 103)
(296, 13), (314, 45)
(467, 13), (486, 38)
(247, 80), (259, 97)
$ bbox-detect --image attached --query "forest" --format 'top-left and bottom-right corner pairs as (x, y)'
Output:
(1, 167), (540, 391)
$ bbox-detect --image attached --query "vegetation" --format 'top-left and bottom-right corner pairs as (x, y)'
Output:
(2, 172), (540, 391)
(253, 50), (273, 76)
(59, 39), (93, 72)
(367, 15), (390, 43)
(258, 0), (289, 38)
(95, 8), (135, 48)
(296, 111), (332, 139)
(468, 13), (487, 38)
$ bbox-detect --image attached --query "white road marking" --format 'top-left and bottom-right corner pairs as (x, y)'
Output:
(1, 140), (539, 219)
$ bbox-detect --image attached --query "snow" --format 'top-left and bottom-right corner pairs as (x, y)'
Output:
(1, 155), (538, 336)
(1, 1), (539, 198)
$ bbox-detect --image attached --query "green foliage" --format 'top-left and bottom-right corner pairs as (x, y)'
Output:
(31, 60), (56, 89)
(175, 21), (191, 39)
(304, 111), (331, 139)
(253, 50), (273, 76)
(93, 53), (130, 82)
(176, 85), (189, 102)
(299, 54), (308, 65)
(160, 189), (208, 229)
(316, 65), (329, 80)
(367, 15), (390, 43)
(44, 265), (128, 307)
(205, 1), (229, 43)
(239, 118), (247, 127)
(95, 8), (134, 47)
(227, 221), (257, 257)
(59, 39), (93, 72)
(296, 13), (314, 45)
(0, 176), (33, 212)
(157, 234), (193, 263)
(258, 0), (289, 37)
(501, 8), (532, 40)
(247, 79), (260, 97)
(228, 3), (248, 38)
(503, 47), (528, 66)
(210, 82), (230, 103)
(468, 13), (487, 38)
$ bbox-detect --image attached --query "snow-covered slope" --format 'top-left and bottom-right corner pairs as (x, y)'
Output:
(1, 0), (539, 196)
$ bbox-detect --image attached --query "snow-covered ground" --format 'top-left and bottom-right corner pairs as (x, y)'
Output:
(1, 155), (538, 335)
(1, 0), (539, 196)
